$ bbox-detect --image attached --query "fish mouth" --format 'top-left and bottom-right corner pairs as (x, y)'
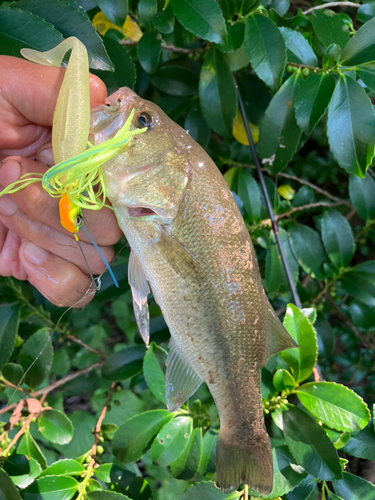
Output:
(128, 206), (158, 217)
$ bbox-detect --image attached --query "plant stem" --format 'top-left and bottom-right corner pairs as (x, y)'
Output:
(303, 2), (360, 15)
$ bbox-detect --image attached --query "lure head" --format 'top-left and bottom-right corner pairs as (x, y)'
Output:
(59, 193), (83, 234)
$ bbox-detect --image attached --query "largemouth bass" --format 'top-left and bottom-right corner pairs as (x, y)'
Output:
(90, 88), (297, 495)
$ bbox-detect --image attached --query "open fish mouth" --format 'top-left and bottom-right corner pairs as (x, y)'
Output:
(128, 206), (158, 217)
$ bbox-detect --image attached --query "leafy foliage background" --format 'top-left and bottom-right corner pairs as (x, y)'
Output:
(1, 0), (375, 499)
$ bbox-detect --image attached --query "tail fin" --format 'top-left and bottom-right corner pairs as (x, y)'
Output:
(215, 426), (273, 495)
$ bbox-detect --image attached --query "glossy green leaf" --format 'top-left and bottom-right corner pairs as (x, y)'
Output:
(51, 349), (70, 376)
(87, 492), (132, 500)
(137, 31), (161, 74)
(55, 411), (95, 458)
(2, 362), (24, 385)
(357, 62), (375, 92)
(23, 476), (78, 500)
(3, 455), (42, 489)
(197, 428), (218, 475)
(153, 59), (199, 96)
(113, 410), (175, 462)
(280, 27), (318, 66)
(295, 73), (335, 134)
(37, 409), (74, 445)
(38, 459), (85, 478)
(296, 381), (370, 432)
(150, 416), (193, 466)
(237, 170), (261, 222)
(179, 481), (241, 499)
(199, 48), (237, 137)
(286, 476), (319, 500)
(0, 303), (20, 369)
(0, 5), (64, 58)
(321, 209), (355, 268)
(342, 424), (375, 460)
(171, 0), (227, 45)
(101, 345), (146, 381)
(348, 171), (375, 221)
(138, 0), (157, 28)
(327, 75), (375, 177)
(358, 2), (375, 23)
(236, 71), (271, 125)
(282, 304), (318, 383)
(289, 223), (328, 280)
(244, 14), (286, 90)
(273, 369), (296, 391)
(349, 301), (375, 329)
(19, 328), (53, 388)
(311, 9), (350, 50)
(92, 388), (145, 427)
(283, 405), (342, 481)
(184, 104), (211, 149)
(17, 430), (47, 469)
(315, 313), (335, 357)
(171, 427), (202, 479)
(152, 6), (175, 34)
(10, 0), (114, 70)
(341, 261), (375, 306)
(143, 341), (167, 403)
(97, 0), (128, 27)
(340, 16), (375, 66)
(0, 469), (22, 500)
(333, 472), (375, 500)
(258, 72), (302, 174)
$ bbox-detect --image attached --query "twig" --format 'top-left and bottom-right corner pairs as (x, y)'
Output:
(120, 39), (200, 54)
(66, 335), (106, 359)
(261, 202), (344, 226)
(303, 2), (360, 15)
(2, 413), (34, 456)
(91, 382), (116, 459)
(0, 402), (17, 416)
(0, 378), (25, 393)
(235, 74), (303, 309)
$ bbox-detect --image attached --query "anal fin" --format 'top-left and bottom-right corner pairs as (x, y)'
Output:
(128, 250), (150, 346)
(266, 308), (298, 359)
(165, 338), (203, 412)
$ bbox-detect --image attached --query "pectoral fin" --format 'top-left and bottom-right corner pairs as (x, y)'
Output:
(128, 250), (150, 346)
(165, 338), (203, 411)
(265, 309), (298, 359)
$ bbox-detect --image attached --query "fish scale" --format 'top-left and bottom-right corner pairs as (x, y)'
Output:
(91, 87), (297, 495)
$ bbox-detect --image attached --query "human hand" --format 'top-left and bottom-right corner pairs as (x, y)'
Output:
(0, 56), (123, 307)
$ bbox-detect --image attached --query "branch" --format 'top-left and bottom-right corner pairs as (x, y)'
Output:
(2, 413), (34, 456)
(261, 201), (344, 226)
(303, 2), (360, 15)
(120, 39), (200, 54)
(66, 335), (106, 359)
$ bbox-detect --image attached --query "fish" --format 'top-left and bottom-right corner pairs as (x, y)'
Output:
(89, 87), (297, 495)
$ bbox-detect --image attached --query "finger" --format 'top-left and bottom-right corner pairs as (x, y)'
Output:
(36, 143), (54, 167)
(0, 156), (123, 246)
(19, 240), (95, 308)
(0, 225), (28, 281)
(1, 56), (107, 127)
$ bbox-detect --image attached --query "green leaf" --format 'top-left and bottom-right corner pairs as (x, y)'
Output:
(184, 104), (211, 149)
(295, 73), (335, 134)
(349, 301), (375, 329)
(237, 170), (261, 223)
(87, 492), (132, 500)
(137, 31), (161, 74)
(341, 261), (375, 307)
(19, 328), (53, 388)
(321, 209), (355, 268)
(97, 0), (128, 27)
(348, 171), (375, 221)
(17, 429), (47, 469)
(0, 303), (20, 369)
(357, 62), (375, 92)
(315, 313), (335, 357)
(171, 0), (227, 45)
(138, 0), (157, 28)
(37, 409), (74, 445)
(113, 410), (175, 462)
(23, 476), (79, 500)
(358, 2), (375, 23)
(258, 72), (302, 174)
(92, 388), (145, 426)
(327, 75), (375, 177)
(38, 459), (85, 477)
(266, 228), (299, 298)
(55, 411), (95, 458)
(143, 342), (167, 403)
(286, 476), (319, 500)
(199, 47), (237, 137)
(296, 381), (370, 432)
(333, 472), (375, 500)
(51, 349), (70, 376)
(311, 9), (350, 50)
(236, 71), (271, 125)
(273, 369), (296, 391)
(283, 405), (342, 481)
(101, 345), (146, 381)
(279, 27), (318, 66)
(152, 59), (199, 96)
(152, 6), (175, 34)
(0, 469), (22, 500)
(0, 5), (64, 58)
(179, 481), (241, 500)
(2, 362), (24, 386)
(342, 424), (375, 459)
(150, 416), (193, 466)
(171, 427), (202, 479)
(244, 14), (286, 90)
(282, 304), (318, 383)
(289, 223), (328, 280)
(3, 455), (42, 489)
(197, 429), (218, 475)
(10, 0), (114, 71)
(340, 16), (375, 66)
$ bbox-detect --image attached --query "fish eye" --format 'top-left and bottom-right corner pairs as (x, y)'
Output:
(136, 112), (153, 129)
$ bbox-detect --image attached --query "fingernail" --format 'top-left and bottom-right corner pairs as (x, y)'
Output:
(37, 147), (54, 167)
(23, 242), (49, 265)
(0, 194), (18, 216)
(0, 160), (21, 186)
